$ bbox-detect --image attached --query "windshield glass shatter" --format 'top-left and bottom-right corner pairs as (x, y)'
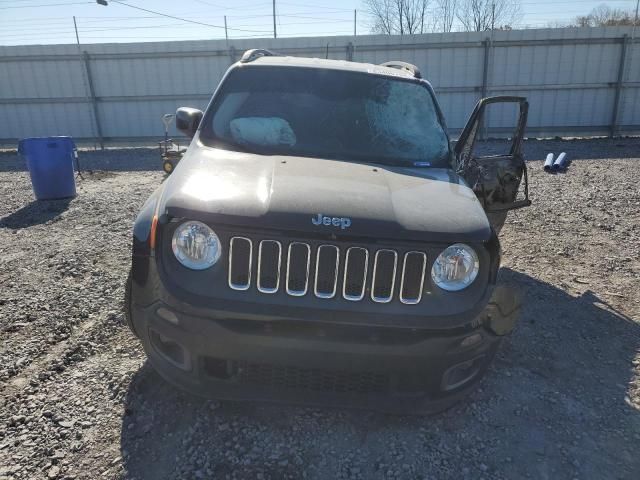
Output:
(200, 67), (450, 167)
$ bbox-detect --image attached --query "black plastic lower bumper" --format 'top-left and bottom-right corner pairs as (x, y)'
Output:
(128, 285), (517, 414)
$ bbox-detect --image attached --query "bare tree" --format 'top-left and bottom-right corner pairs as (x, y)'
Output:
(545, 20), (571, 29)
(572, 4), (639, 27)
(589, 4), (635, 26)
(435, 0), (457, 32)
(574, 16), (592, 28)
(364, 0), (433, 35)
(365, 0), (395, 35)
(455, 0), (521, 32)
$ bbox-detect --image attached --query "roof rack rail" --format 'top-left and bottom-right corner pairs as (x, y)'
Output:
(240, 49), (279, 63)
(379, 61), (422, 79)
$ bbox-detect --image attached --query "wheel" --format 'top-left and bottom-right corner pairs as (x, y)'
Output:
(162, 160), (175, 174)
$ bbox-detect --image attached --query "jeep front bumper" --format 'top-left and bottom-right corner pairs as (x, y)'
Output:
(127, 269), (518, 414)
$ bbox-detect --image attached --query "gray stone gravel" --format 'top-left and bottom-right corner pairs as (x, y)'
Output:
(0, 138), (639, 480)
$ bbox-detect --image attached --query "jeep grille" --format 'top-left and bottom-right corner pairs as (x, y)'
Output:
(228, 237), (427, 304)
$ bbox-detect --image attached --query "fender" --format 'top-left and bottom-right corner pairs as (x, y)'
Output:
(133, 185), (164, 257)
(131, 185), (164, 286)
(486, 228), (501, 285)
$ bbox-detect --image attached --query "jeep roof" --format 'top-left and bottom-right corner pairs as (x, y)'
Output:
(238, 51), (422, 81)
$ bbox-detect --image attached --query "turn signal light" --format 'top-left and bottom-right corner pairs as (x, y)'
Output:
(149, 215), (158, 250)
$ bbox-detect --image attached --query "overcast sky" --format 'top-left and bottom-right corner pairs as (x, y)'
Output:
(0, 0), (638, 45)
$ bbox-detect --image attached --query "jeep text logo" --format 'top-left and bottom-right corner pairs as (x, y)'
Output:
(312, 214), (351, 230)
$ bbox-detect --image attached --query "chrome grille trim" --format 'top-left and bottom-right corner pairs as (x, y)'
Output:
(314, 245), (340, 299)
(286, 242), (311, 297)
(227, 237), (429, 305)
(228, 237), (252, 291)
(399, 251), (427, 305)
(257, 240), (282, 294)
(342, 247), (369, 302)
(371, 249), (398, 303)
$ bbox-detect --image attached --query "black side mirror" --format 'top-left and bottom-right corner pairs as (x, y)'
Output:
(175, 107), (203, 138)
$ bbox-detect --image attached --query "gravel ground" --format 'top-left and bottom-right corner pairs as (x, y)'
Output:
(0, 138), (639, 480)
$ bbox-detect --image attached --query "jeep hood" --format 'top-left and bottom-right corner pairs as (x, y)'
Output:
(160, 146), (492, 243)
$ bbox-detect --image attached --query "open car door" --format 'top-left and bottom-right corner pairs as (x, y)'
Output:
(454, 96), (531, 233)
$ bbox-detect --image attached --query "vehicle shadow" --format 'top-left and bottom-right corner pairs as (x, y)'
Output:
(119, 268), (639, 480)
(0, 197), (72, 229)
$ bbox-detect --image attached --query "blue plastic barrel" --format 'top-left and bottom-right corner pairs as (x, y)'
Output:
(18, 137), (77, 200)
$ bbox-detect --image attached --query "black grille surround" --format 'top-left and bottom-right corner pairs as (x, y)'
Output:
(228, 235), (430, 305)
(160, 221), (493, 325)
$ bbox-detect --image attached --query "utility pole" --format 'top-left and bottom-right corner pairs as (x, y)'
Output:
(273, 0), (277, 39)
(73, 15), (80, 45)
(354, 9), (357, 36)
(224, 15), (228, 41)
(492, 2), (496, 30)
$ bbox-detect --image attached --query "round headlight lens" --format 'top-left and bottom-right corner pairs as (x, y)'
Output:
(171, 221), (221, 270)
(431, 243), (479, 291)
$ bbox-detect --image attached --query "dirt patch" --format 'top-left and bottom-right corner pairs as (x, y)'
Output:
(0, 139), (638, 480)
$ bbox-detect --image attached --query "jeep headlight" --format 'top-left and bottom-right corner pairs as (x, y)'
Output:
(431, 243), (479, 291)
(172, 221), (221, 270)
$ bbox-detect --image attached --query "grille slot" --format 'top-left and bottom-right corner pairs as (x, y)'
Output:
(227, 237), (428, 304)
(342, 247), (369, 301)
(399, 251), (427, 304)
(286, 242), (311, 296)
(257, 240), (282, 293)
(314, 245), (340, 299)
(371, 249), (398, 303)
(228, 237), (252, 291)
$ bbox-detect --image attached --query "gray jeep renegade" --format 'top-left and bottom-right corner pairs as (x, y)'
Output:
(126, 49), (531, 413)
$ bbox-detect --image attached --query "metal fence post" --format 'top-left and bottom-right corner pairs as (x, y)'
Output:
(82, 52), (104, 149)
(346, 42), (354, 61)
(479, 37), (491, 140)
(610, 34), (630, 138)
(481, 37), (491, 99)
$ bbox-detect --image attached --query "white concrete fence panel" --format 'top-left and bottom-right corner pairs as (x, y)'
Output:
(0, 26), (638, 147)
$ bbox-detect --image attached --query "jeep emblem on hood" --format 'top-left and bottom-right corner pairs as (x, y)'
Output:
(312, 214), (351, 230)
